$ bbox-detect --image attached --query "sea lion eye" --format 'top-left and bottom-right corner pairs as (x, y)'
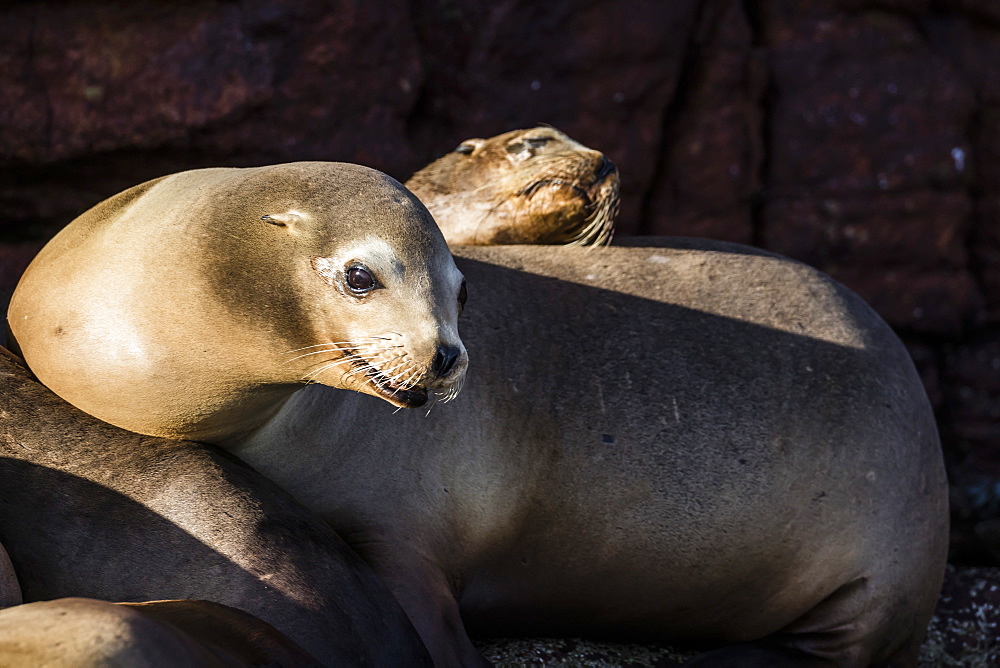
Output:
(458, 280), (468, 307)
(346, 265), (376, 293)
(455, 143), (476, 155)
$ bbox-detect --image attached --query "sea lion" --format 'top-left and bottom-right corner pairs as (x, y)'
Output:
(0, 347), (431, 665)
(7, 161), (467, 445)
(231, 241), (948, 666)
(8, 166), (946, 665)
(0, 598), (319, 666)
(406, 127), (620, 247)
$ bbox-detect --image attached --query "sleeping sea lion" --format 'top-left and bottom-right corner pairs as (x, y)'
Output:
(406, 127), (620, 247)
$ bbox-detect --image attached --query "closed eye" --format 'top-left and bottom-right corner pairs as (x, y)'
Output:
(506, 136), (553, 159)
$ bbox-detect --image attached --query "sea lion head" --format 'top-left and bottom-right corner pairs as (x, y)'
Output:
(201, 162), (469, 410)
(7, 162), (467, 443)
(406, 127), (620, 247)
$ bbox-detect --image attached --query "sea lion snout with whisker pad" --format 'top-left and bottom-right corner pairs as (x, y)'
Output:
(7, 162), (468, 445)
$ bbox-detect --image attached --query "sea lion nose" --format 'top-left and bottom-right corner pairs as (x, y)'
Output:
(432, 344), (461, 378)
(595, 156), (616, 180)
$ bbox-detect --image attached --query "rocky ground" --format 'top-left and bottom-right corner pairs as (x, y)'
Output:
(477, 566), (1000, 666)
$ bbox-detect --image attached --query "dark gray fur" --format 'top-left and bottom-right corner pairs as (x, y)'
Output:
(236, 239), (949, 666)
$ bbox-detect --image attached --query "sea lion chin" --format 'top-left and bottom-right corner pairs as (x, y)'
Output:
(406, 126), (620, 247)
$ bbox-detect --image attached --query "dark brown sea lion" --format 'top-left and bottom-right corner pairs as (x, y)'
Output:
(234, 241), (948, 667)
(0, 598), (318, 666)
(406, 127), (620, 247)
(0, 347), (430, 665)
(7, 162), (467, 445)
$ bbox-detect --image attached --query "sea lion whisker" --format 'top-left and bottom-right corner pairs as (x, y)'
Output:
(342, 364), (371, 382)
(290, 343), (396, 369)
(378, 361), (412, 380)
(304, 362), (343, 383)
(424, 395), (439, 417)
(440, 377), (464, 403)
(303, 357), (358, 382)
(286, 347), (366, 363)
(284, 339), (382, 354)
(564, 184), (618, 247)
(396, 366), (424, 390)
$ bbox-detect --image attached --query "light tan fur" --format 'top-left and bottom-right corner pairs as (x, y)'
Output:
(7, 162), (467, 444)
(0, 598), (318, 666)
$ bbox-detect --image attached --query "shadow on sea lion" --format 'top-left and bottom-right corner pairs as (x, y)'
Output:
(0, 598), (319, 666)
(0, 348), (430, 665)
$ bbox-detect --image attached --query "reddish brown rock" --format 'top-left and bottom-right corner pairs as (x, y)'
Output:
(974, 198), (1000, 321)
(643, 0), (764, 243)
(943, 335), (1000, 445)
(763, 192), (971, 270)
(0, 1), (421, 170)
(829, 267), (980, 337)
(761, 6), (973, 198)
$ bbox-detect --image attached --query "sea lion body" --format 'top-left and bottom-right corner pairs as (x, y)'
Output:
(234, 241), (948, 666)
(0, 348), (431, 665)
(7, 162), (467, 444)
(0, 598), (319, 666)
(406, 127), (620, 247)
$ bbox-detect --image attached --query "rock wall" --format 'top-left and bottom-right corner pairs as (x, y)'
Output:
(1, 0), (999, 561)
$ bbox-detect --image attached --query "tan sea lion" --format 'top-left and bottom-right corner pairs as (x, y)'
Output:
(0, 347), (430, 665)
(8, 165), (946, 665)
(406, 127), (620, 247)
(0, 598), (319, 666)
(7, 162), (467, 444)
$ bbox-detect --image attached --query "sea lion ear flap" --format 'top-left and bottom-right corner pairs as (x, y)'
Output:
(261, 212), (302, 228)
(454, 139), (485, 155)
